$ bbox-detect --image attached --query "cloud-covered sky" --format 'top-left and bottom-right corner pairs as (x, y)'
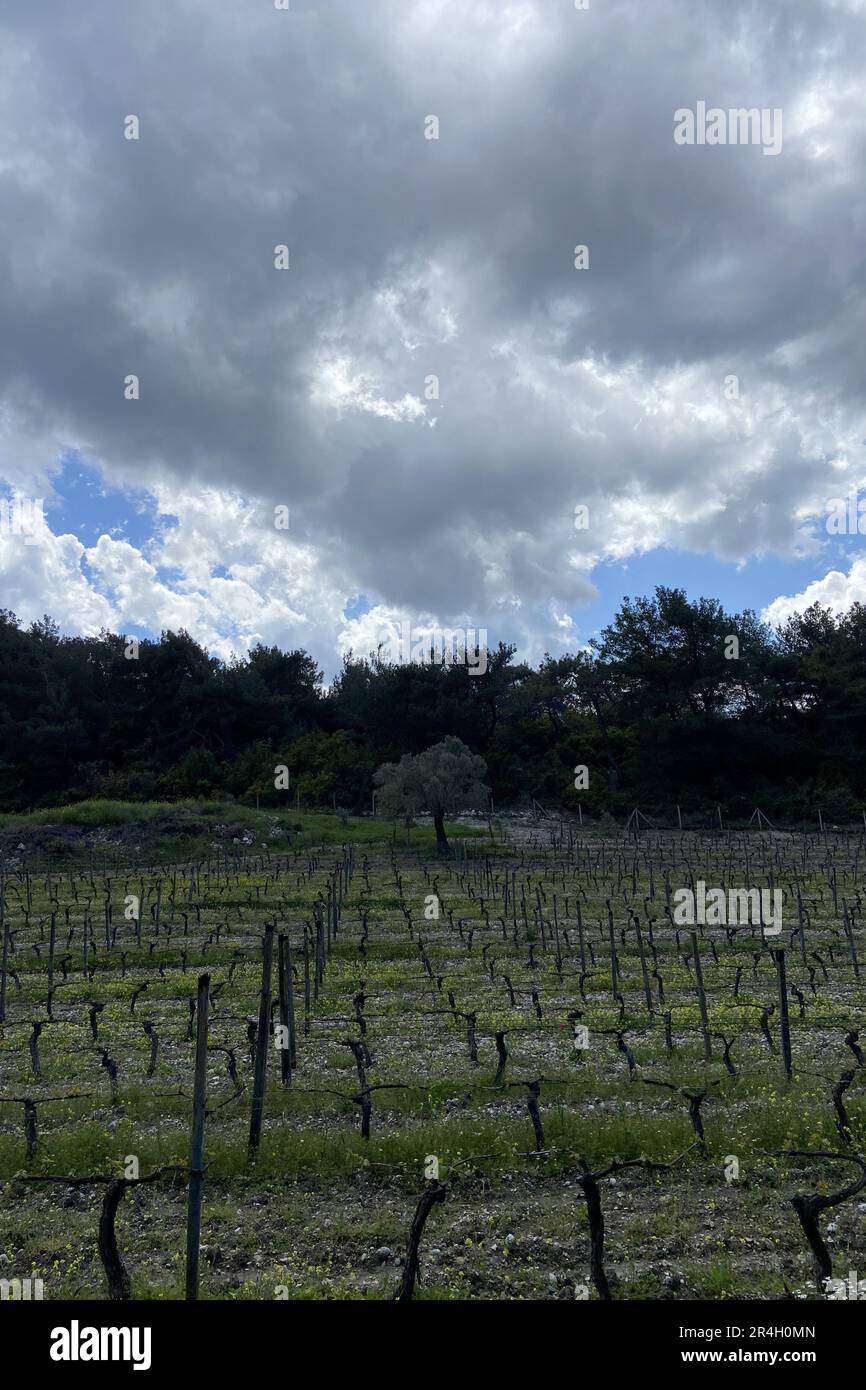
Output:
(2, 0), (866, 674)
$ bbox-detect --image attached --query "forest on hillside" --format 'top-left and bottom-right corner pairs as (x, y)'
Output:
(1, 586), (864, 820)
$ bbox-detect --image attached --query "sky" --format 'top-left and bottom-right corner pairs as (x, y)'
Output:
(1, 0), (866, 677)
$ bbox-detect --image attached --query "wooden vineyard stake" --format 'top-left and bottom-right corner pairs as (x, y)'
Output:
(186, 972), (210, 1300)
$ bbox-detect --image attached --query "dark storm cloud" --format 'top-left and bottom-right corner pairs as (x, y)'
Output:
(1, 0), (865, 653)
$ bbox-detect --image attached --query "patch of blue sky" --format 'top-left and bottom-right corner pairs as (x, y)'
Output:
(344, 593), (372, 621)
(572, 541), (866, 642)
(43, 451), (158, 550)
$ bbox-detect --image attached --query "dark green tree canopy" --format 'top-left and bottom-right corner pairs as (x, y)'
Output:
(0, 588), (864, 820)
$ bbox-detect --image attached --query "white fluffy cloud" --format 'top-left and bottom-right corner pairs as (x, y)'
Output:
(763, 556), (866, 627)
(3, 0), (866, 667)
(0, 481), (597, 671)
(0, 505), (116, 632)
(0, 486), (355, 668)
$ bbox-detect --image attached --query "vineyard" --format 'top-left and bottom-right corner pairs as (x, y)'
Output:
(1, 819), (865, 1301)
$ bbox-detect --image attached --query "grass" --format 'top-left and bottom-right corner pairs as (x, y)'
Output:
(1, 822), (865, 1299)
(0, 797), (485, 863)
